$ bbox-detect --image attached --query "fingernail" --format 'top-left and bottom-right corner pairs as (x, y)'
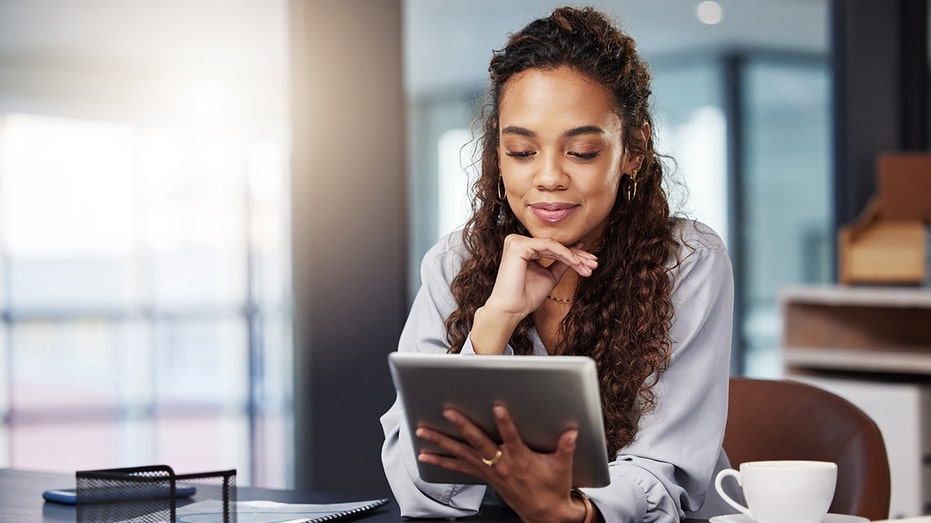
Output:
(494, 405), (505, 418)
(443, 410), (456, 422)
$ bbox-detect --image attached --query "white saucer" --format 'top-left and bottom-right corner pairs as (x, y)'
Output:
(709, 514), (869, 523)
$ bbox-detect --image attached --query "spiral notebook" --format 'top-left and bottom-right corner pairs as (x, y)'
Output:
(176, 498), (390, 522)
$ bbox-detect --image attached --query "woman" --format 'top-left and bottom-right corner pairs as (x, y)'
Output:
(381, 7), (734, 523)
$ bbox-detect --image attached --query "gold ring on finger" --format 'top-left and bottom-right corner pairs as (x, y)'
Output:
(481, 448), (503, 467)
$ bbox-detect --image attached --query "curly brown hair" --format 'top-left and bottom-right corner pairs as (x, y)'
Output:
(444, 7), (677, 457)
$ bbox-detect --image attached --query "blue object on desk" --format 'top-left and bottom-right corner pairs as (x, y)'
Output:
(42, 484), (197, 505)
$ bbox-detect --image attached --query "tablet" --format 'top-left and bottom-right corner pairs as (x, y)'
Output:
(388, 352), (610, 487)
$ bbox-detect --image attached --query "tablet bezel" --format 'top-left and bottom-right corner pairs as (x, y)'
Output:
(388, 352), (610, 487)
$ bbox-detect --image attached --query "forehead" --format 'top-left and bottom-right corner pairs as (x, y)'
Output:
(498, 66), (620, 128)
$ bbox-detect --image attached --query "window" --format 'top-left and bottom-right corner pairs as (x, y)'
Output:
(651, 59), (729, 245)
(0, 113), (291, 486)
(741, 57), (832, 376)
(437, 128), (477, 238)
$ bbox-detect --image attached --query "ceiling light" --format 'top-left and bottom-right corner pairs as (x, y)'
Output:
(696, 1), (724, 25)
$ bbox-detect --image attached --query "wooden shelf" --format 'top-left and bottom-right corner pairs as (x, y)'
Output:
(784, 346), (931, 375)
(781, 285), (931, 368)
(780, 284), (931, 308)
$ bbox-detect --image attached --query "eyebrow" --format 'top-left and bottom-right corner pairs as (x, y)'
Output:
(500, 125), (605, 138)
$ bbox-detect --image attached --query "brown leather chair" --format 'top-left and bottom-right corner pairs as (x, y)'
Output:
(723, 377), (891, 520)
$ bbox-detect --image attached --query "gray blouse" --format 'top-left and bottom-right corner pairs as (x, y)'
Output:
(380, 220), (736, 523)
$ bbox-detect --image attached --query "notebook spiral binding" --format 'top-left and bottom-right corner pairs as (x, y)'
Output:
(308, 498), (389, 522)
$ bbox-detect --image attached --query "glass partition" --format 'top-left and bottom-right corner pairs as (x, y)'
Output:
(741, 56), (831, 375)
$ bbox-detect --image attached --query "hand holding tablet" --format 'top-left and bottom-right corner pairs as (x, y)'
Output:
(388, 352), (610, 487)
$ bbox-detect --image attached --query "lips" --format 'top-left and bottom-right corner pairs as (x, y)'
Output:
(529, 202), (578, 223)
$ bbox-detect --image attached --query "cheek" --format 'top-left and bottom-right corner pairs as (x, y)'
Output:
(605, 171), (622, 190)
(500, 164), (531, 191)
(499, 171), (516, 197)
(499, 171), (520, 209)
(598, 167), (623, 195)
(591, 171), (622, 209)
(598, 185), (620, 210)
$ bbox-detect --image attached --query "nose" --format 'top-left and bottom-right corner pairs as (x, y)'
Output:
(533, 152), (568, 190)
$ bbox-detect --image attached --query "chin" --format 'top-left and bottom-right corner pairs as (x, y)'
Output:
(527, 229), (580, 246)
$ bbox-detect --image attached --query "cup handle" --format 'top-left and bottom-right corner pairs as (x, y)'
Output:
(715, 468), (752, 518)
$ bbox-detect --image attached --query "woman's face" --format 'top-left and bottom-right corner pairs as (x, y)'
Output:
(497, 66), (639, 248)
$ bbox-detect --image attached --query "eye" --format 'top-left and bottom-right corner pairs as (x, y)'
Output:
(569, 151), (599, 160)
(505, 151), (536, 158)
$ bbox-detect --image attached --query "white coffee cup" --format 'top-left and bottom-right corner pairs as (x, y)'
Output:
(714, 460), (837, 523)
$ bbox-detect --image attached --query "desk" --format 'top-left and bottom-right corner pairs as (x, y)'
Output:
(2, 468), (709, 522)
(0, 468), (523, 522)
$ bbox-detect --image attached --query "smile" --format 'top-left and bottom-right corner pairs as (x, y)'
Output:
(529, 202), (578, 223)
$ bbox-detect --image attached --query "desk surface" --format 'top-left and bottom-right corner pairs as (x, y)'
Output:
(3, 468), (709, 522)
(0, 468), (524, 522)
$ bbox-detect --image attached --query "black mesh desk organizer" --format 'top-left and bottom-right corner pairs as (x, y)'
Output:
(76, 465), (236, 522)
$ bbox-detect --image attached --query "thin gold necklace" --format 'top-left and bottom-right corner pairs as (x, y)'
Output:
(546, 294), (574, 304)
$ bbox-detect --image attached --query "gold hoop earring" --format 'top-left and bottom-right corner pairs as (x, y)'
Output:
(497, 177), (506, 200)
(626, 172), (638, 202)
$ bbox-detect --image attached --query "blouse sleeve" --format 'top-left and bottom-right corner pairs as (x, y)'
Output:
(379, 234), (488, 517)
(583, 222), (735, 523)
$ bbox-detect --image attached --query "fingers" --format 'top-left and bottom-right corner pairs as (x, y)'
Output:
(418, 407), (531, 482)
(502, 235), (598, 277)
(544, 428), (578, 481)
(485, 235), (599, 318)
(556, 428), (578, 461)
(414, 410), (500, 469)
(417, 450), (478, 475)
(415, 424), (487, 473)
(567, 247), (599, 276)
(441, 409), (501, 461)
(495, 404), (574, 467)
(493, 404), (523, 449)
(571, 247), (599, 274)
(416, 406), (580, 501)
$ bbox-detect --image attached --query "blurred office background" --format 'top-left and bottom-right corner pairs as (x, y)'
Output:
(0, 0), (292, 486)
(0, 0), (905, 495)
(405, 0), (831, 381)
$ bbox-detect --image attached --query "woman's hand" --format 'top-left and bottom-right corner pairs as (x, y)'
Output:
(470, 234), (598, 354)
(415, 404), (590, 523)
